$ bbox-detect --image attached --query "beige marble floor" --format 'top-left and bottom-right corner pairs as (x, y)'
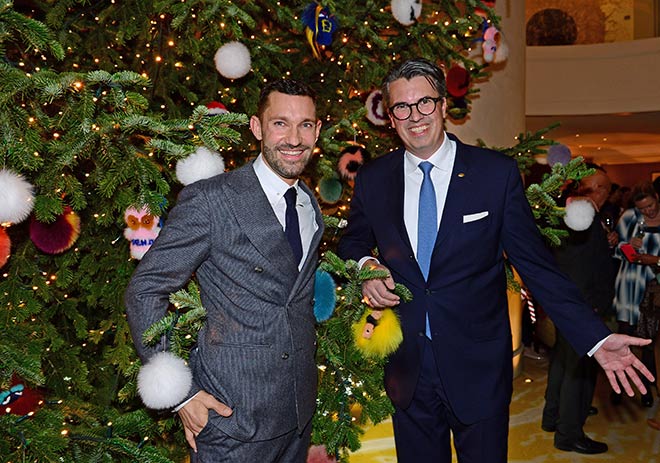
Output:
(349, 354), (660, 463)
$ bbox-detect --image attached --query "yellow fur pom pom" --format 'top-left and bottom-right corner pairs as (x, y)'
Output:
(352, 308), (403, 359)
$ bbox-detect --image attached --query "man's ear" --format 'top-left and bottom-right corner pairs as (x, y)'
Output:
(315, 119), (322, 140)
(440, 97), (448, 119)
(249, 115), (263, 140)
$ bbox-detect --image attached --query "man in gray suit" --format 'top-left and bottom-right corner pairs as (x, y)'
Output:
(125, 79), (324, 462)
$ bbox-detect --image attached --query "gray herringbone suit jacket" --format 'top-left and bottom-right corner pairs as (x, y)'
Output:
(125, 161), (324, 442)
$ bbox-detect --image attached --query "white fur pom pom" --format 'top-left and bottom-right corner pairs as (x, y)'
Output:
(138, 352), (193, 409)
(0, 169), (35, 224)
(176, 147), (226, 185)
(564, 199), (595, 231)
(214, 42), (251, 79)
(391, 0), (422, 26)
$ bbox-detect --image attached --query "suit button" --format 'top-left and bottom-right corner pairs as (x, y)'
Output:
(425, 289), (432, 295)
(254, 266), (264, 273)
(409, 255), (415, 260)
(281, 353), (289, 359)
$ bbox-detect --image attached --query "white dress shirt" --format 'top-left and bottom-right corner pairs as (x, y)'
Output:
(358, 133), (456, 268)
(253, 154), (318, 270)
(403, 134), (456, 257)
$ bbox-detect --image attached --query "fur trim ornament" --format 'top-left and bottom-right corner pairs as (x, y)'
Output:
(0, 380), (44, 417)
(313, 269), (336, 322)
(138, 351), (193, 409)
(547, 144), (572, 166)
(0, 227), (10, 268)
(176, 146), (226, 186)
(391, 0), (422, 26)
(29, 206), (81, 254)
(124, 206), (161, 259)
(338, 145), (370, 182)
(0, 168), (35, 224)
(318, 175), (343, 204)
(352, 308), (403, 359)
(307, 445), (337, 463)
(563, 198), (595, 231)
(446, 65), (470, 98)
(365, 89), (388, 126)
(214, 42), (251, 79)
(206, 101), (229, 115)
(482, 26), (508, 64)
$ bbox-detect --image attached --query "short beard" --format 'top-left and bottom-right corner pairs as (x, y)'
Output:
(262, 144), (311, 180)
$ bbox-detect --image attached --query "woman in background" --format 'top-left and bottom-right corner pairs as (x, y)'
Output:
(612, 181), (660, 407)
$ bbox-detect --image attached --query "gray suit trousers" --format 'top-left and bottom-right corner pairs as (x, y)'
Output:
(191, 415), (312, 463)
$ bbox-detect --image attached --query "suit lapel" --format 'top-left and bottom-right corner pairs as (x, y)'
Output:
(223, 163), (299, 273)
(436, 139), (472, 249)
(290, 181), (325, 299)
(388, 150), (415, 256)
(384, 151), (424, 283)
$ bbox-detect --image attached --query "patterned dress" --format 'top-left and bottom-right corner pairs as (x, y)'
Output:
(613, 208), (660, 325)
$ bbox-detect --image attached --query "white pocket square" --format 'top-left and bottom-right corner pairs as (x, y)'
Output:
(463, 211), (489, 223)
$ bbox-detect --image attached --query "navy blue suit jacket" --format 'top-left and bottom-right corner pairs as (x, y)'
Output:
(337, 134), (611, 424)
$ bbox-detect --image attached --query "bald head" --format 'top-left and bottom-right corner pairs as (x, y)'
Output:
(579, 170), (611, 210)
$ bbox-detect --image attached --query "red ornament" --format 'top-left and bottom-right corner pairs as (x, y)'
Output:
(0, 227), (10, 267)
(307, 445), (337, 463)
(446, 65), (470, 98)
(29, 206), (81, 254)
(206, 101), (229, 115)
(0, 377), (44, 417)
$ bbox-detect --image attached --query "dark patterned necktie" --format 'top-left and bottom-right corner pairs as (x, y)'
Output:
(284, 187), (303, 265)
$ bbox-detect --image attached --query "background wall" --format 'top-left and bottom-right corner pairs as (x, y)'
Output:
(603, 162), (660, 187)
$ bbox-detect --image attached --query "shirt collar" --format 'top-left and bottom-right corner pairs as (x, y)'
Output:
(253, 154), (299, 203)
(404, 132), (455, 175)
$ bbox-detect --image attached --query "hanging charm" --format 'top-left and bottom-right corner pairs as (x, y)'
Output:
(301, 2), (339, 60)
(124, 206), (161, 259)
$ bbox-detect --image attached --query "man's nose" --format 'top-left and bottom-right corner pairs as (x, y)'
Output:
(285, 127), (302, 146)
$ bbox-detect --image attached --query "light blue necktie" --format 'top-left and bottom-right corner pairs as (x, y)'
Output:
(417, 161), (437, 338)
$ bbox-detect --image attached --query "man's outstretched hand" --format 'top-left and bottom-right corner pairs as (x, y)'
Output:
(593, 334), (655, 396)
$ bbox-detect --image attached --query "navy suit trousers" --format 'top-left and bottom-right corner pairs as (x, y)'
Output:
(392, 338), (509, 463)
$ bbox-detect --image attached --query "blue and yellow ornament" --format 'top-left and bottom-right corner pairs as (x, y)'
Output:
(301, 2), (339, 60)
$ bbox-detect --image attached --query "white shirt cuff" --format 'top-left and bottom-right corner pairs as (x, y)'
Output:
(588, 334), (613, 357)
(173, 391), (200, 412)
(358, 256), (379, 269)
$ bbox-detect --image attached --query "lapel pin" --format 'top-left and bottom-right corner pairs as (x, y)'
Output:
(458, 172), (465, 177)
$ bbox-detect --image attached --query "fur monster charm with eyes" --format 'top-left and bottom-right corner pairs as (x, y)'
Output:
(124, 206), (161, 260)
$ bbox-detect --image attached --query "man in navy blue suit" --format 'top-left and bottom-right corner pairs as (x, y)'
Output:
(337, 57), (654, 463)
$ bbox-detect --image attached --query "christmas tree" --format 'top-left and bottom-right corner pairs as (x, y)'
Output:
(1, 1), (585, 461)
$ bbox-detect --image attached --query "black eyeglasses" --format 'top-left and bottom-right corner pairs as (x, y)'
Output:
(388, 96), (443, 121)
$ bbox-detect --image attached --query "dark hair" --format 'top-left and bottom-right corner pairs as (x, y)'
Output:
(584, 162), (606, 173)
(631, 180), (657, 203)
(256, 79), (317, 119)
(381, 58), (446, 107)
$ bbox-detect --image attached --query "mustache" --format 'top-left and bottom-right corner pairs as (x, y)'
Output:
(276, 143), (310, 151)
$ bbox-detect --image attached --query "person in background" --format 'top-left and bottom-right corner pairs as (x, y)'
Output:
(337, 57), (653, 463)
(637, 271), (660, 430)
(601, 183), (623, 235)
(125, 79), (324, 462)
(612, 180), (660, 407)
(541, 166), (617, 454)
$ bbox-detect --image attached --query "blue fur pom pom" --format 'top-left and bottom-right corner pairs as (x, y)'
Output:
(314, 269), (336, 322)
